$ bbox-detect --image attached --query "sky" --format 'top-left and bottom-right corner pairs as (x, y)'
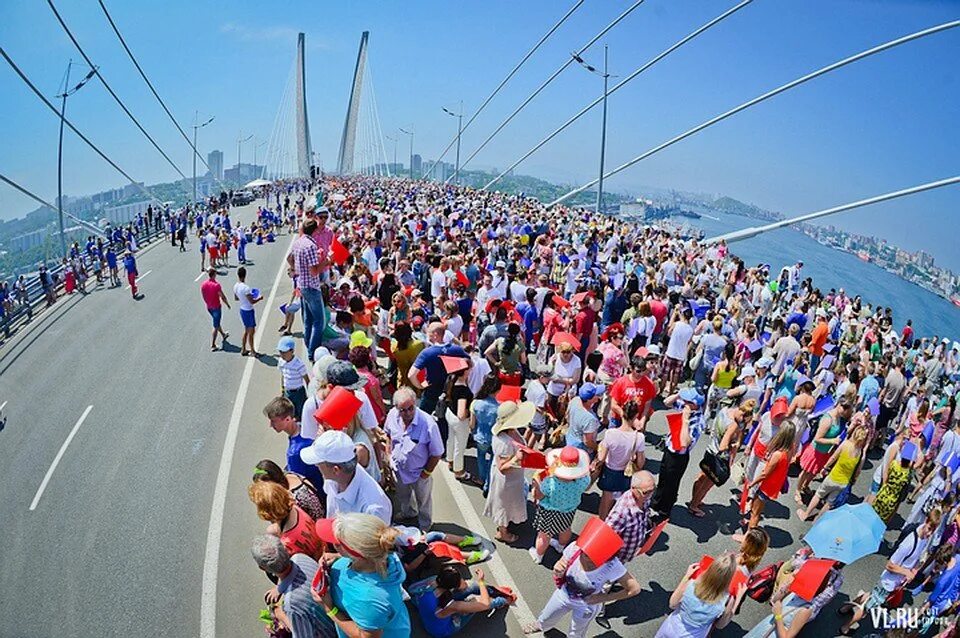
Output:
(1, 1), (958, 266)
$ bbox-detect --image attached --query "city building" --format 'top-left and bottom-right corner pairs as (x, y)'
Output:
(207, 150), (224, 180)
(7, 225), (51, 252)
(412, 154), (422, 177)
(103, 200), (152, 226)
(224, 163), (264, 185)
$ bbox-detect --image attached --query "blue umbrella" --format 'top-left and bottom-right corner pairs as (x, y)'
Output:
(803, 503), (885, 564)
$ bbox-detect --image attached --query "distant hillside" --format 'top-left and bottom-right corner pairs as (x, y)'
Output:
(712, 196), (783, 222)
(456, 169), (628, 209)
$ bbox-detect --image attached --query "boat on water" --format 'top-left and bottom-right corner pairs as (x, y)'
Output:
(952, 296), (960, 308)
(857, 251), (871, 262)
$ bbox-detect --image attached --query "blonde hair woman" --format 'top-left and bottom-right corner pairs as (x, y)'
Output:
(798, 424), (869, 522)
(656, 553), (745, 637)
(313, 512), (411, 637)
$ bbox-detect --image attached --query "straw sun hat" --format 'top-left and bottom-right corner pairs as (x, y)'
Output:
(492, 401), (536, 434)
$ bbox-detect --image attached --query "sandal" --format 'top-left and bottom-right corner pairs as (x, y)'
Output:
(686, 503), (706, 517)
(241, 350), (249, 356)
(495, 532), (519, 544)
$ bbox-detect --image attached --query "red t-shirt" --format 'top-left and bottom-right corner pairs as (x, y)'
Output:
(610, 374), (657, 414)
(574, 308), (597, 340)
(650, 299), (668, 335)
(201, 279), (223, 310)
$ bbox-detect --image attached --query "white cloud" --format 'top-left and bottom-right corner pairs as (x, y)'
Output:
(219, 22), (327, 48)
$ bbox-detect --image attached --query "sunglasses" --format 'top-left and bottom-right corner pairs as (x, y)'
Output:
(398, 404), (416, 413)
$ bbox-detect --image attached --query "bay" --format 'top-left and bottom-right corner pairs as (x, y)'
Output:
(677, 209), (960, 342)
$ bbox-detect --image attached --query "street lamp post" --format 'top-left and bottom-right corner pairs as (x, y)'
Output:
(238, 132), (253, 183)
(56, 59), (96, 259)
(399, 128), (414, 179)
(253, 138), (267, 178)
(573, 45), (611, 215)
(384, 135), (398, 176)
(192, 112), (215, 203)
(442, 102), (463, 184)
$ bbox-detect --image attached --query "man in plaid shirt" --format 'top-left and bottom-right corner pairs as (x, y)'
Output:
(606, 470), (656, 563)
(288, 218), (327, 362)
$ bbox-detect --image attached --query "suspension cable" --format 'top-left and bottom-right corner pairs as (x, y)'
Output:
(549, 20), (960, 207)
(450, 0), (648, 183)
(1, 47), (158, 203)
(96, 0), (226, 191)
(484, 0), (754, 191)
(423, 0), (585, 179)
(47, 0), (188, 180)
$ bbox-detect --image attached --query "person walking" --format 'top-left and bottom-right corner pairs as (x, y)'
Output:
(200, 268), (230, 351)
(122, 250), (140, 299)
(234, 266), (262, 357)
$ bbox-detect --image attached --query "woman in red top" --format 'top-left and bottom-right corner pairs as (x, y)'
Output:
(248, 481), (325, 560)
(734, 422), (796, 542)
(536, 292), (568, 364)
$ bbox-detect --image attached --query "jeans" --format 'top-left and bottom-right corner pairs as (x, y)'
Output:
(475, 442), (492, 493)
(419, 385), (442, 415)
(299, 287), (326, 361)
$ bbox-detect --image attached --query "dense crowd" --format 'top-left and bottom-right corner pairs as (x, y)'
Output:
(226, 174), (959, 638)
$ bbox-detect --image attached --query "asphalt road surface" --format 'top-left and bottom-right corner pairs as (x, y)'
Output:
(0, 198), (911, 637)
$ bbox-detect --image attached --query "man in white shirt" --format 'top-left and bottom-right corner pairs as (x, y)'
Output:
(771, 324), (802, 375)
(431, 257), (449, 301)
(301, 430), (392, 524)
(233, 267), (262, 357)
(491, 261), (509, 299)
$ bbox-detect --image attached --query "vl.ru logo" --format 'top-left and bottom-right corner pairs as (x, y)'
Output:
(869, 607), (941, 630)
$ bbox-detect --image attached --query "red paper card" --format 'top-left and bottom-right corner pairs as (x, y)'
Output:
(666, 411), (685, 451)
(330, 237), (349, 265)
(517, 445), (548, 470)
(638, 519), (669, 556)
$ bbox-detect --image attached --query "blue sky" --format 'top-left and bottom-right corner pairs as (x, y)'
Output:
(1, 1), (958, 266)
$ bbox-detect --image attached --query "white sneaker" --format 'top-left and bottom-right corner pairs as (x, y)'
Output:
(549, 538), (565, 553)
(528, 547), (543, 564)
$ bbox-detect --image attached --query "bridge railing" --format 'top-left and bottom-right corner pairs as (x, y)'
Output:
(0, 221), (166, 341)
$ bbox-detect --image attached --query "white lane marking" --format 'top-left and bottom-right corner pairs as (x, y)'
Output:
(29, 405), (93, 511)
(200, 240), (291, 638)
(437, 463), (537, 627)
(194, 271), (205, 282)
(0, 400), (7, 412)
(126, 270), (152, 289)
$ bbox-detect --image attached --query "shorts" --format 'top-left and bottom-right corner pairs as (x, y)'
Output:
(598, 466), (631, 493)
(208, 307), (222, 328)
(661, 356), (684, 384)
(533, 507), (575, 536)
(240, 308), (256, 328)
(208, 247), (218, 259)
(863, 583), (893, 611)
(815, 476), (846, 502)
(870, 479), (882, 495)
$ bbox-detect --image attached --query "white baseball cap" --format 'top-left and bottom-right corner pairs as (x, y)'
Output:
(300, 430), (356, 465)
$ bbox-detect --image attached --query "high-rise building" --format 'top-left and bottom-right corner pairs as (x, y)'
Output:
(208, 150), (224, 180)
(412, 154), (422, 177)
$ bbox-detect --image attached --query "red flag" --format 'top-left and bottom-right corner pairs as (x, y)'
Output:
(638, 519), (669, 556)
(739, 478), (751, 515)
(666, 411), (685, 452)
(330, 237), (349, 265)
(455, 270), (470, 288)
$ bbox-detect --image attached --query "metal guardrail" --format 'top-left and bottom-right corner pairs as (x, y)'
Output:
(0, 221), (166, 341)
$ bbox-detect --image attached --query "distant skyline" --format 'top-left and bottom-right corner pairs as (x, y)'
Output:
(1, 1), (957, 267)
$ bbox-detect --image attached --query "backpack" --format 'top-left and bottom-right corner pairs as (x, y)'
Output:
(746, 561), (783, 603)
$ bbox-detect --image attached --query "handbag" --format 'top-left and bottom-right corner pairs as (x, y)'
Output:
(699, 449), (731, 486)
(624, 432), (641, 477)
(745, 560), (783, 602)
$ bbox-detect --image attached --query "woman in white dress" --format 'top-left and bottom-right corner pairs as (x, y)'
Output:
(483, 401), (536, 543)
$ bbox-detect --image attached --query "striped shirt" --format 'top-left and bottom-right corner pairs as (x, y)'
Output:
(280, 356), (309, 391)
(290, 235), (322, 290)
(277, 554), (337, 638)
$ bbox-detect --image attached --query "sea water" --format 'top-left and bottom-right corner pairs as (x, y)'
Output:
(682, 210), (960, 342)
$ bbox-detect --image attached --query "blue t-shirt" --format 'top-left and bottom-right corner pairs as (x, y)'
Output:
(414, 344), (468, 387)
(106, 251), (117, 269)
(286, 434), (325, 491)
(330, 553), (411, 638)
(122, 255), (137, 274)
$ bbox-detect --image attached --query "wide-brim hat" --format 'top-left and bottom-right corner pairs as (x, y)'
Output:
(545, 446), (590, 480)
(493, 401), (536, 434)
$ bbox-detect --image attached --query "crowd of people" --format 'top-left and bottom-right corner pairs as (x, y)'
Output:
(237, 173), (960, 638)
